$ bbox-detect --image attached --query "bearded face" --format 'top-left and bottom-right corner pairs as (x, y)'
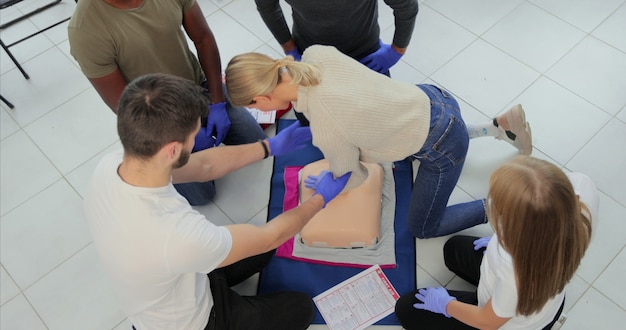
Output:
(173, 148), (191, 169)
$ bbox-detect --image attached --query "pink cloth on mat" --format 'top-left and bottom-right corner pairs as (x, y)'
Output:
(276, 166), (394, 269)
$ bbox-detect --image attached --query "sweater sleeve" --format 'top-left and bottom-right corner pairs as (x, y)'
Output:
(255, 0), (293, 45)
(313, 120), (369, 190)
(301, 45), (430, 187)
(325, 141), (369, 190)
(384, 0), (419, 48)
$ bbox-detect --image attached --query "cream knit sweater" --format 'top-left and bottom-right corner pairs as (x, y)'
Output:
(295, 45), (431, 189)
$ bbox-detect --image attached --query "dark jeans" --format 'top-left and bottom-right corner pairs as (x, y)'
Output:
(300, 84), (485, 237)
(395, 236), (564, 329)
(174, 181), (217, 206)
(205, 250), (314, 330)
(133, 250), (314, 330)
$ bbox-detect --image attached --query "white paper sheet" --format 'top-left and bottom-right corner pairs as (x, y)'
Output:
(313, 265), (400, 330)
(246, 107), (276, 124)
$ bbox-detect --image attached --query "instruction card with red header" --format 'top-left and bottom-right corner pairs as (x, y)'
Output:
(246, 107), (276, 124)
(313, 264), (400, 330)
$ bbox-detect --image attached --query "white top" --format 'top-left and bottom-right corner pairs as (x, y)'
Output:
(83, 150), (232, 329)
(478, 172), (599, 329)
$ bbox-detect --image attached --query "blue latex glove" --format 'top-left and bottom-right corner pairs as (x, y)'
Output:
(206, 102), (231, 146)
(267, 121), (312, 157)
(285, 48), (302, 61)
(193, 125), (216, 152)
(359, 39), (402, 74)
(413, 287), (457, 318)
(473, 236), (492, 253)
(304, 170), (352, 207)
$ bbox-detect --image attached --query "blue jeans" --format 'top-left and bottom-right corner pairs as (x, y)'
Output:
(175, 83), (266, 206)
(408, 85), (486, 238)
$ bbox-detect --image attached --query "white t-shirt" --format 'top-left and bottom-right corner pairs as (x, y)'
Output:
(84, 150), (232, 330)
(477, 172), (599, 329)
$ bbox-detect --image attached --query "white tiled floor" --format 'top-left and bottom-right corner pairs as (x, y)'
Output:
(1, 0), (625, 329)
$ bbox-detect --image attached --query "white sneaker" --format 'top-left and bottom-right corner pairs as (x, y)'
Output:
(495, 104), (532, 155)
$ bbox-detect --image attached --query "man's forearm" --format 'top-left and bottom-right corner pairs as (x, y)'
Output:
(184, 2), (225, 103)
(391, 44), (407, 55)
(255, 0), (293, 46)
(172, 140), (268, 183)
(390, 0), (419, 49)
(281, 39), (298, 53)
(262, 194), (325, 249)
(195, 38), (225, 103)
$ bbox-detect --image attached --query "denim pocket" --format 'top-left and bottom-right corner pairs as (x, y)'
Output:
(430, 84), (451, 99)
(431, 114), (469, 167)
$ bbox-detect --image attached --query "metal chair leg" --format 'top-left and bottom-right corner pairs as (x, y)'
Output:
(0, 94), (15, 109)
(1, 39), (29, 79)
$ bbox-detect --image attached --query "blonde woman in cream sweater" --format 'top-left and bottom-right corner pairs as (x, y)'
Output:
(225, 45), (532, 239)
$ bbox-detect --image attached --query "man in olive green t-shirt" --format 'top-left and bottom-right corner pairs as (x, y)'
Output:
(68, 0), (266, 205)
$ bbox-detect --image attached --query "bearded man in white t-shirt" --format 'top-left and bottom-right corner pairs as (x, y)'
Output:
(83, 73), (351, 330)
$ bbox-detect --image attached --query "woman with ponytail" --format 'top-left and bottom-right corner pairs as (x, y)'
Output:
(225, 45), (533, 238)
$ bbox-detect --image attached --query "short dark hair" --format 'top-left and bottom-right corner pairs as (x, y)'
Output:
(117, 73), (208, 158)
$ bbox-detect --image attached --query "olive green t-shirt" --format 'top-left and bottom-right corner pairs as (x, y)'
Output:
(68, 0), (204, 84)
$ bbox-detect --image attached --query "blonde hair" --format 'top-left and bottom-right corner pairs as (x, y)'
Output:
(487, 156), (592, 316)
(225, 52), (322, 107)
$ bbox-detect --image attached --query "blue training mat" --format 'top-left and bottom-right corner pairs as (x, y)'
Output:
(258, 119), (416, 325)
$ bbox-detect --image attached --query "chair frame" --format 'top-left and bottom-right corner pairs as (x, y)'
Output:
(0, 0), (73, 108)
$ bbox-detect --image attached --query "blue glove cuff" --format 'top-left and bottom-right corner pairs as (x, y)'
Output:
(443, 297), (457, 318)
(285, 48), (302, 61)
